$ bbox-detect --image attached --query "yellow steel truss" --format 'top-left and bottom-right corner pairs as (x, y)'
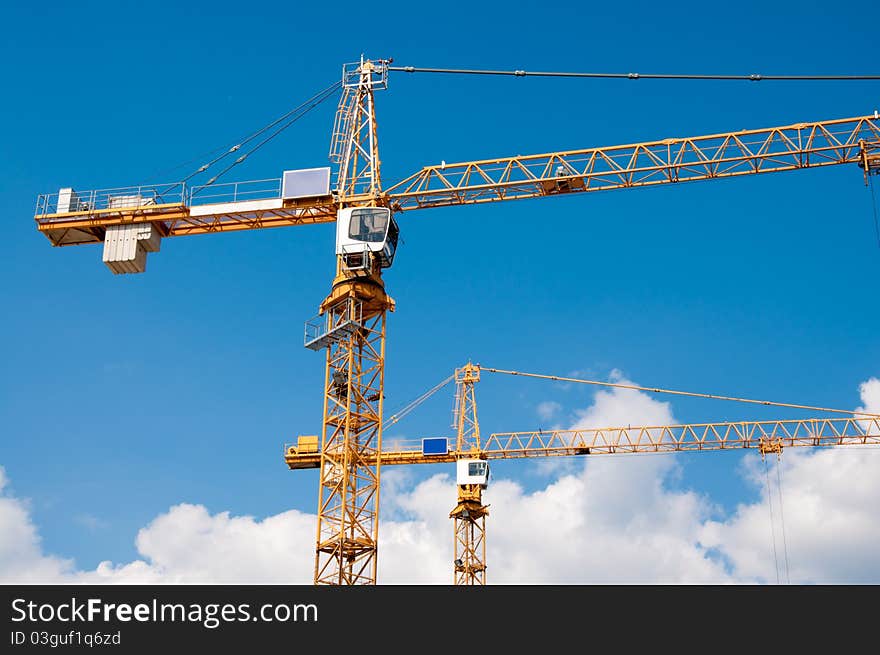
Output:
(386, 116), (880, 209)
(34, 114), (880, 247)
(313, 291), (389, 585)
(312, 60), (393, 585)
(288, 414), (880, 468)
(450, 363), (488, 585)
(451, 485), (487, 586)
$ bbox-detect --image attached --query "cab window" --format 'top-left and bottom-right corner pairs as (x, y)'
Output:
(348, 208), (389, 243)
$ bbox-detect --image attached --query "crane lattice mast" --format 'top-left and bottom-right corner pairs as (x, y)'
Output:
(450, 363), (489, 585)
(310, 58), (393, 585)
(29, 58), (880, 585)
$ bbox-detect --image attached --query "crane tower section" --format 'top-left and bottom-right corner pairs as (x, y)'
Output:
(309, 58), (395, 585)
(450, 363), (489, 585)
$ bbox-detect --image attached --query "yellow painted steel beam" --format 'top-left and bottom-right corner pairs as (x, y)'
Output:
(313, 294), (389, 586)
(35, 200), (338, 246)
(482, 416), (880, 455)
(35, 116), (880, 247)
(287, 448), (455, 469)
(385, 115), (880, 210)
(285, 415), (880, 469)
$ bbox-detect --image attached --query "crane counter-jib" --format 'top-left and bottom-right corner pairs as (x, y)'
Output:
(33, 192), (339, 247)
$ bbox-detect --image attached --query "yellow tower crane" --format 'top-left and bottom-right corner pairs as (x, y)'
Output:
(286, 362), (880, 584)
(31, 58), (880, 585)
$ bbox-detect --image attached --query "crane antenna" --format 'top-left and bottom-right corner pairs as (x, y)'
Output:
(482, 367), (880, 418)
(390, 66), (880, 82)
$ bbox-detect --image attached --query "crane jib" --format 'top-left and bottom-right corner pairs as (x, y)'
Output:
(33, 114), (880, 257)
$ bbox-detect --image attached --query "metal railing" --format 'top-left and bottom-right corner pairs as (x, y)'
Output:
(304, 298), (364, 349)
(33, 177), (289, 220)
(188, 178), (282, 206)
(34, 182), (187, 219)
(303, 314), (330, 347)
(34, 182), (187, 218)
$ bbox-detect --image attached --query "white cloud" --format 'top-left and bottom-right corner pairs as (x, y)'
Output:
(856, 377), (880, 414)
(700, 378), (880, 583)
(0, 466), (77, 583)
(2, 376), (880, 584)
(73, 514), (109, 532)
(700, 446), (880, 583)
(82, 504), (317, 584)
(569, 369), (674, 430)
(536, 401), (562, 421)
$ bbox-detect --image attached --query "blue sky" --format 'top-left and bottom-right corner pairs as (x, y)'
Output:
(2, 0), (880, 582)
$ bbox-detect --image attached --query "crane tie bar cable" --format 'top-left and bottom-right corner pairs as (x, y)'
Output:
(196, 80), (343, 190)
(389, 66), (880, 81)
(142, 80), (338, 186)
(158, 79), (341, 197)
(481, 367), (880, 418)
(386, 374), (456, 427)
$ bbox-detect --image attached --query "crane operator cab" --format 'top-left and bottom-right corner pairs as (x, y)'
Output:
(456, 459), (490, 489)
(336, 207), (399, 270)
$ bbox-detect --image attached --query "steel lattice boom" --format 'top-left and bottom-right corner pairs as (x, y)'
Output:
(33, 114), (880, 249)
(385, 115), (880, 210)
(286, 415), (880, 469)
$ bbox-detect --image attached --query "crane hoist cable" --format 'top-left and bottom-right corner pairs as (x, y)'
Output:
(482, 367), (880, 418)
(763, 455), (781, 584)
(776, 456), (792, 584)
(389, 65), (880, 82)
(385, 374), (456, 427)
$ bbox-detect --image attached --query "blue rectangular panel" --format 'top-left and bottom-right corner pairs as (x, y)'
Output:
(422, 438), (448, 456)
